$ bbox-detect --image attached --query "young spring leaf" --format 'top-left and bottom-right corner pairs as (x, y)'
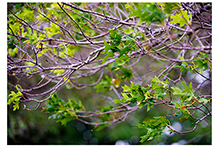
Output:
(7, 84), (23, 111)
(170, 10), (191, 27)
(138, 116), (169, 143)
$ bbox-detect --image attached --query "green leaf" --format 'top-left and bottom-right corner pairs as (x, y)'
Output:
(56, 114), (74, 126)
(170, 10), (191, 27)
(175, 102), (182, 109)
(113, 99), (123, 104)
(121, 92), (129, 100)
(122, 84), (131, 92)
(179, 108), (190, 121)
(137, 102), (143, 109)
(138, 116), (169, 143)
(180, 63), (188, 71)
(53, 69), (65, 76)
(123, 26), (134, 34)
(139, 133), (151, 143)
(146, 104), (154, 112)
(42, 92), (85, 125)
(147, 135), (154, 141)
(102, 50), (114, 63)
(159, 3), (179, 15)
(151, 76), (169, 89)
(8, 47), (18, 57)
(95, 79), (111, 93)
(96, 123), (110, 131)
(152, 76), (161, 83)
(120, 68), (133, 81)
(171, 86), (189, 96)
(7, 84), (23, 111)
(179, 56), (185, 61)
(198, 98), (208, 104)
(172, 65), (181, 68)
(103, 40), (112, 53)
(129, 3), (166, 24)
(182, 82), (193, 94)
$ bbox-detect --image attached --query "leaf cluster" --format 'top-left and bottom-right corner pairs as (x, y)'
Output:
(8, 85), (23, 111)
(42, 92), (85, 125)
(128, 3), (166, 25)
(170, 9), (192, 27)
(114, 75), (211, 142)
(114, 76), (169, 110)
(102, 29), (136, 63)
(171, 82), (210, 121)
(137, 116), (169, 142)
(173, 54), (211, 76)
